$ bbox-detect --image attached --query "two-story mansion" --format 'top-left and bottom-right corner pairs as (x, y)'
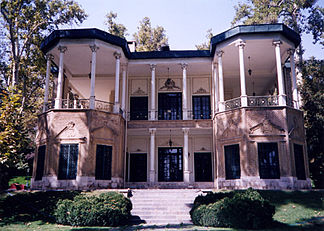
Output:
(31, 24), (311, 190)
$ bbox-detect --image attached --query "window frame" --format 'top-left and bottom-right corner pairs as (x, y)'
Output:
(258, 142), (280, 179)
(129, 96), (148, 120)
(294, 143), (306, 180)
(158, 92), (182, 120)
(192, 95), (211, 119)
(224, 144), (241, 180)
(58, 143), (79, 180)
(95, 144), (112, 180)
(35, 145), (46, 181)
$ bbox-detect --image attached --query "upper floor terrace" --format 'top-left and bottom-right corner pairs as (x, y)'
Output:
(41, 24), (301, 125)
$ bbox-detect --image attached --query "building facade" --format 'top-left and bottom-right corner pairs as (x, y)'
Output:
(31, 24), (311, 190)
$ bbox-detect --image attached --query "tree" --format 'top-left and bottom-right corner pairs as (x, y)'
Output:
(196, 29), (214, 50)
(104, 11), (127, 38)
(301, 58), (324, 188)
(0, 0), (87, 190)
(1, 0), (87, 87)
(133, 17), (168, 51)
(0, 88), (32, 190)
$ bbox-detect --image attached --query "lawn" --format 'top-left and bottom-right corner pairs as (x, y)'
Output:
(0, 190), (323, 231)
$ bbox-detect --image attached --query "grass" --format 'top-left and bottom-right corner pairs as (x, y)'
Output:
(0, 190), (323, 230)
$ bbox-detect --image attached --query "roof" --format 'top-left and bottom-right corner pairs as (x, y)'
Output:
(210, 24), (301, 55)
(40, 23), (301, 59)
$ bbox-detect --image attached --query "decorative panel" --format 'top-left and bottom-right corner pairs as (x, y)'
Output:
(192, 77), (210, 94)
(131, 79), (148, 96)
(194, 137), (211, 152)
(158, 78), (182, 92)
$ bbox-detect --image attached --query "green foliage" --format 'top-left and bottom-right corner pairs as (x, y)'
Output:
(55, 192), (132, 226)
(133, 17), (168, 51)
(0, 88), (32, 190)
(301, 57), (324, 188)
(105, 11), (127, 38)
(0, 191), (80, 223)
(195, 29), (213, 50)
(8, 175), (31, 186)
(191, 189), (275, 229)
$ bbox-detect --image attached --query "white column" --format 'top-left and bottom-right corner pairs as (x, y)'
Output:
(149, 128), (156, 183)
(213, 62), (219, 113)
(114, 52), (121, 113)
(55, 46), (67, 109)
(273, 40), (286, 106)
(121, 63), (127, 117)
(150, 64), (156, 120)
(181, 63), (188, 120)
(43, 54), (54, 112)
(89, 44), (99, 109)
(288, 49), (299, 109)
(183, 128), (190, 183)
(217, 51), (225, 111)
(236, 40), (247, 107)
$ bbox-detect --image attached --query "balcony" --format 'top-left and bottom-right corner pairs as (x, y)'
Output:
(223, 95), (281, 111)
(44, 99), (124, 115)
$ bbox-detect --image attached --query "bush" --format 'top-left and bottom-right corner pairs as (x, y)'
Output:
(0, 191), (80, 223)
(55, 192), (132, 226)
(191, 188), (275, 229)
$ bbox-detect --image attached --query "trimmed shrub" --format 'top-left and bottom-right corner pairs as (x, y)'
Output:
(191, 188), (275, 229)
(55, 192), (132, 226)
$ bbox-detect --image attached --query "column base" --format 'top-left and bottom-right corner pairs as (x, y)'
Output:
(279, 94), (286, 106)
(54, 98), (61, 109)
(149, 170), (155, 183)
(89, 96), (95, 109)
(114, 103), (120, 114)
(219, 102), (225, 112)
(241, 95), (248, 107)
(184, 170), (190, 184)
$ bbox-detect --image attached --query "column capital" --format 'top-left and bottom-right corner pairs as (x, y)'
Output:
(45, 53), (54, 61)
(150, 64), (156, 71)
(180, 63), (188, 70)
(58, 46), (67, 53)
(273, 40), (282, 46)
(216, 50), (224, 57)
(89, 44), (99, 52)
(235, 40), (246, 48)
(114, 51), (121, 59)
(149, 128), (156, 135)
(182, 128), (190, 135)
(287, 48), (295, 56)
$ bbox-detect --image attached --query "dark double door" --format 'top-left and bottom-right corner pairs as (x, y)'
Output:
(158, 147), (183, 182)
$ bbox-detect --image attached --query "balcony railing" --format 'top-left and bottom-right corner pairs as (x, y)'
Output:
(44, 99), (117, 114)
(247, 95), (278, 107)
(225, 97), (241, 110)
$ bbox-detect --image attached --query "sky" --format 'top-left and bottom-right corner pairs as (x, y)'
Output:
(66, 0), (323, 59)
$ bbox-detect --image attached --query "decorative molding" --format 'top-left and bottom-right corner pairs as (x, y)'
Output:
(249, 119), (284, 135)
(220, 118), (240, 138)
(55, 121), (76, 138)
(58, 46), (67, 53)
(89, 44), (99, 52)
(194, 87), (207, 94)
(180, 63), (188, 70)
(114, 51), (121, 59)
(150, 64), (156, 71)
(132, 87), (146, 95)
(159, 78), (181, 90)
(45, 54), (54, 61)
(273, 40), (282, 46)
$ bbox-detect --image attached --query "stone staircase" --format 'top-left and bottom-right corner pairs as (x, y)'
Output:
(128, 189), (206, 224)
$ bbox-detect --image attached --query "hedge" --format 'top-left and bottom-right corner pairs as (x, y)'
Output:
(55, 192), (132, 226)
(190, 188), (275, 229)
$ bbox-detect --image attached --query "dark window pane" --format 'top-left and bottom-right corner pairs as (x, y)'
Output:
(95, 145), (112, 180)
(130, 97), (148, 120)
(224, 144), (241, 179)
(158, 147), (183, 181)
(294, 144), (306, 180)
(258, 143), (280, 179)
(158, 93), (182, 120)
(35, 145), (46, 181)
(58, 144), (78, 180)
(129, 153), (147, 182)
(192, 96), (211, 119)
(194, 152), (212, 182)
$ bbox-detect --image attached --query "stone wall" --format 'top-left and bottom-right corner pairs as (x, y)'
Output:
(31, 109), (125, 190)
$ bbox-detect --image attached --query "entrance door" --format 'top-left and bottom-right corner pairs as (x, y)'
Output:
(158, 147), (183, 182)
(194, 152), (212, 182)
(129, 153), (147, 182)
